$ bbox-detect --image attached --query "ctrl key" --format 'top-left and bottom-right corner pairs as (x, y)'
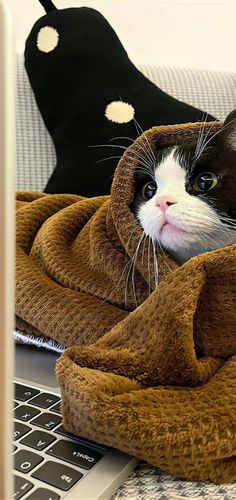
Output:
(13, 475), (33, 499)
(32, 460), (83, 491)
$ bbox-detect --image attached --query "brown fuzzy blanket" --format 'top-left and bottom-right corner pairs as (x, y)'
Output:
(16, 122), (236, 484)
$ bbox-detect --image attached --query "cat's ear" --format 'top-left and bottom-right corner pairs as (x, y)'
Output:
(224, 109), (236, 126)
(219, 109), (236, 151)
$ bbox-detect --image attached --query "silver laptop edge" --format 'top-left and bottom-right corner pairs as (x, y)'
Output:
(0, 1), (15, 498)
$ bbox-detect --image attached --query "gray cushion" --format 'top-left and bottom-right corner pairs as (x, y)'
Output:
(112, 461), (236, 499)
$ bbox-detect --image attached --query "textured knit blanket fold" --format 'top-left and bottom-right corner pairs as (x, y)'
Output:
(16, 122), (236, 483)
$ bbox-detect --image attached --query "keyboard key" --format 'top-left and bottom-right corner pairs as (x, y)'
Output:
(55, 425), (110, 451)
(14, 405), (40, 422)
(31, 412), (62, 430)
(13, 401), (19, 409)
(20, 430), (56, 451)
(50, 402), (61, 415)
(26, 488), (60, 500)
(46, 439), (102, 470)
(32, 460), (83, 491)
(15, 384), (40, 402)
(14, 475), (34, 499)
(14, 449), (43, 474)
(13, 421), (31, 441)
(29, 393), (60, 409)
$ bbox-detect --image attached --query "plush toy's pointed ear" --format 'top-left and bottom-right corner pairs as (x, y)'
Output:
(39, 0), (57, 13)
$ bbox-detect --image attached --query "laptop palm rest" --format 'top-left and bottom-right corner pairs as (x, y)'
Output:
(15, 344), (60, 388)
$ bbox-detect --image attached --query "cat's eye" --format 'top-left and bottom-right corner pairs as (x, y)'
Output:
(141, 182), (157, 200)
(192, 172), (219, 192)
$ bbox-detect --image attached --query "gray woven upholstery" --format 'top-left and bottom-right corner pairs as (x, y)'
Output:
(139, 64), (236, 121)
(16, 55), (236, 499)
(112, 462), (236, 500)
(16, 56), (56, 192)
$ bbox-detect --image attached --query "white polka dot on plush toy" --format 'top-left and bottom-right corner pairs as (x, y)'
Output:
(37, 26), (59, 53)
(105, 101), (135, 124)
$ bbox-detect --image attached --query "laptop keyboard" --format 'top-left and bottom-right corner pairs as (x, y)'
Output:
(13, 382), (108, 499)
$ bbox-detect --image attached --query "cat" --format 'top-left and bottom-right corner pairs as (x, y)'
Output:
(131, 110), (236, 264)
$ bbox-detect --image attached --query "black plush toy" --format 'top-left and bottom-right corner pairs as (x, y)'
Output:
(25, 0), (215, 196)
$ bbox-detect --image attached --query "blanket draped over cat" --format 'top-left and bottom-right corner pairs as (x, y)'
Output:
(16, 121), (236, 483)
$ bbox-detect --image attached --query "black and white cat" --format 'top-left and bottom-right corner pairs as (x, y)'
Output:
(132, 110), (236, 264)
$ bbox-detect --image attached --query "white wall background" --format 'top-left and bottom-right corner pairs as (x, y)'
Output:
(6, 0), (236, 73)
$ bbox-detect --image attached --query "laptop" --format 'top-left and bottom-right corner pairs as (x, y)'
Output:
(0, 2), (138, 498)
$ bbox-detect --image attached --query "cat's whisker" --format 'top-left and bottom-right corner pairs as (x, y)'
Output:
(200, 118), (236, 157)
(218, 229), (235, 244)
(94, 152), (154, 174)
(128, 147), (155, 171)
(92, 142), (155, 171)
(200, 197), (236, 227)
(198, 232), (210, 250)
(194, 112), (208, 158)
(157, 242), (173, 272)
(196, 113), (225, 158)
(124, 254), (136, 308)
(200, 223), (236, 246)
(220, 219), (236, 228)
(122, 146), (156, 170)
(134, 166), (155, 175)
(216, 212), (236, 222)
(125, 224), (140, 254)
(89, 143), (127, 150)
(126, 153), (154, 172)
(195, 122), (207, 158)
(94, 155), (122, 165)
(218, 228), (236, 246)
(138, 136), (156, 166)
(111, 128), (157, 170)
(134, 118), (156, 164)
(188, 218), (236, 246)
(195, 111), (220, 160)
(134, 167), (155, 180)
(196, 116), (217, 158)
(108, 134), (157, 171)
(112, 98), (154, 164)
(147, 236), (151, 295)
(129, 163), (154, 178)
(91, 143), (155, 173)
(131, 232), (145, 307)
(141, 234), (148, 266)
(124, 231), (145, 308)
(152, 238), (159, 288)
(128, 130), (156, 165)
(108, 136), (134, 143)
(215, 217), (236, 228)
(102, 256), (134, 305)
(201, 230), (229, 248)
(136, 147), (155, 171)
(97, 221), (142, 306)
(200, 215), (236, 231)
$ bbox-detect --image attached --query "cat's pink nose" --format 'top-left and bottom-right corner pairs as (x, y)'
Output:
(156, 196), (177, 213)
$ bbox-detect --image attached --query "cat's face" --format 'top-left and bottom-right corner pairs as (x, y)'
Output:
(131, 111), (236, 263)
